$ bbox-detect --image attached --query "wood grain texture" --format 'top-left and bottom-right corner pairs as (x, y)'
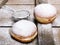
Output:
(5, 0), (35, 4)
(48, 0), (60, 4)
(35, 0), (39, 5)
(39, 0), (48, 3)
(52, 28), (60, 45)
(38, 0), (60, 4)
(0, 0), (60, 45)
(0, 0), (35, 4)
(0, 18), (13, 26)
(37, 23), (55, 45)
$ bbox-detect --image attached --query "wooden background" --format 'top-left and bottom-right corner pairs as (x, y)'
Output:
(0, 0), (60, 45)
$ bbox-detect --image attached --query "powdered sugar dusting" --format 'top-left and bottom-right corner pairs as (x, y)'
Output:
(35, 4), (57, 18)
(41, 24), (52, 29)
(12, 20), (37, 37)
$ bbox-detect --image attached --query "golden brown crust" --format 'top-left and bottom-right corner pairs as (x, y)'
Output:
(9, 30), (37, 42)
(35, 15), (56, 24)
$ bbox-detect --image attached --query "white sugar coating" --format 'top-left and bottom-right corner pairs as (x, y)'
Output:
(35, 4), (57, 18)
(12, 20), (37, 37)
(14, 10), (29, 18)
(41, 24), (52, 29)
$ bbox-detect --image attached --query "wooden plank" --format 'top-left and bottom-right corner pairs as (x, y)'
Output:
(38, 0), (60, 4)
(35, 0), (39, 5)
(5, 0), (34, 4)
(0, 18), (13, 26)
(0, 28), (37, 45)
(52, 28), (60, 45)
(52, 13), (60, 45)
(48, 0), (60, 4)
(37, 23), (55, 45)
(39, 0), (48, 3)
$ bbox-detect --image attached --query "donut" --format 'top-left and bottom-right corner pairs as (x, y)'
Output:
(10, 20), (37, 42)
(34, 3), (57, 24)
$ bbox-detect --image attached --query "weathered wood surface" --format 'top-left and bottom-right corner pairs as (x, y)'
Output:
(48, 0), (60, 4)
(39, 0), (60, 4)
(0, 0), (60, 45)
(39, 0), (48, 3)
(37, 23), (55, 45)
(52, 28), (60, 45)
(0, 0), (35, 4)
(52, 15), (60, 45)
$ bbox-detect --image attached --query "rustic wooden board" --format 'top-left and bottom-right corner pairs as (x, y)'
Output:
(0, 0), (60, 45)
(39, 0), (60, 4)
(35, 0), (39, 5)
(0, 18), (13, 26)
(39, 0), (48, 3)
(48, 0), (60, 4)
(52, 28), (60, 45)
(37, 23), (55, 45)
(0, 0), (35, 4)
(52, 15), (60, 45)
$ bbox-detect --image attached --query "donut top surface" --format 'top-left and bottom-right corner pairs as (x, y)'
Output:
(12, 20), (37, 37)
(35, 4), (57, 18)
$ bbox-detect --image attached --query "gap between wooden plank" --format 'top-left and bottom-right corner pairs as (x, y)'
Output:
(34, 0), (40, 45)
(52, 26), (60, 28)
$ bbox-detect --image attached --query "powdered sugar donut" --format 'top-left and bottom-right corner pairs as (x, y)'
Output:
(10, 20), (37, 42)
(34, 3), (57, 23)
